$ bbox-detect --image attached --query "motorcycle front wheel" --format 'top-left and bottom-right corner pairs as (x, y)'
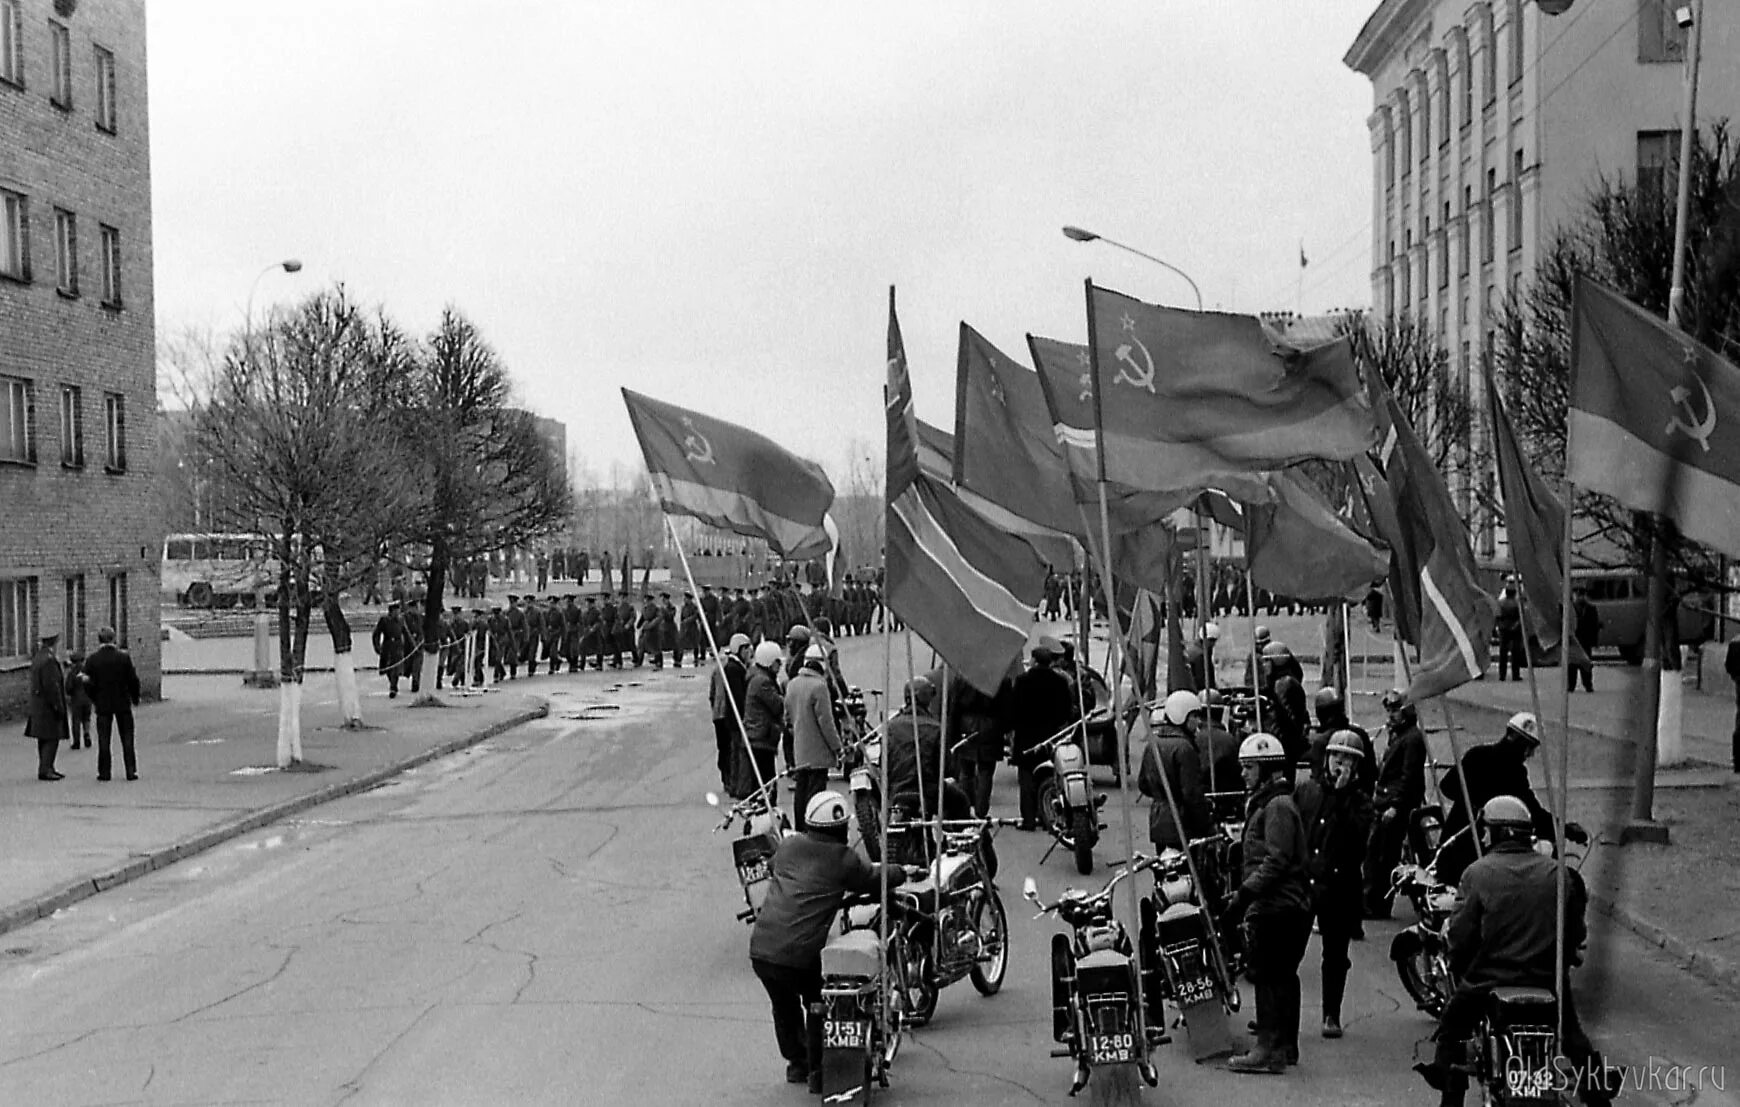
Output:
(1394, 947), (1452, 1017)
(855, 791), (884, 862)
(1036, 776), (1067, 836)
(1072, 810), (1096, 875)
(969, 891), (1009, 995)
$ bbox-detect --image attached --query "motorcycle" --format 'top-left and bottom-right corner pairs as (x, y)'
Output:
(834, 685), (872, 771)
(1389, 824), (1469, 1017)
(704, 771), (792, 924)
(1031, 723), (1108, 875)
(1024, 856), (1167, 1096)
(816, 885), (925, 1103)
(843, 814), (1018, 1025)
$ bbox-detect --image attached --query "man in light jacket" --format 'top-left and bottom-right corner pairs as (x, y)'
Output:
(784, 644), (840, 831)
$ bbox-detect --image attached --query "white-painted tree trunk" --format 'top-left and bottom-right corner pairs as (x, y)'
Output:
(277, 680), (304, 767)
(1657, 666), (1685, 766)
(334, 651), (364, 727)
(414, 651), (444, 705)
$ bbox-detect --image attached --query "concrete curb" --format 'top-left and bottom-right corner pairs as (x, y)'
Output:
(1591, 892), (1740, 997)
(0, 701), (550, 940)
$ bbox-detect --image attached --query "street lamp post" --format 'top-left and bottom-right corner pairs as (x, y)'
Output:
(1061, 225), (1203, 311)
(242, 258), (304, 691)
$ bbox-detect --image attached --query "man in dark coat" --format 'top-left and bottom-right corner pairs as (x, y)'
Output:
(1495, 585), (1524, 681)
(710, 634), (753, 791)
(680, 592), (702, 665)
(521, 596), (544, 675)
(1007, 638), (1077, 830)
(1436, 712), (1581, 887)
(637, 594), (662, 669)
(659, 592), (681, 667)
(83, 626), (141, 781)
(1363, 690), (1428, 917)
(1295, 731), (1373, 1039)
(700, 585), (721, 646)
(1570, 586), (1601, 692)
(504, 595), (526, 680)
(1727, 636), (1740, 772)
(732, 588), (753, 642)
(401, 600), (425, 694)
(26, 632), (67, 781)
(575, 596), (597, 670)
(444, 606), (470, 688)
(1138, 691), (1213, 851)
(599, 594), (622, 669)
(372, 601), (410, 698)
(486, 605), (510, 682)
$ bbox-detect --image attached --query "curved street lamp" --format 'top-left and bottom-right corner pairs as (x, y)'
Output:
(1061, 225), (1203, 311)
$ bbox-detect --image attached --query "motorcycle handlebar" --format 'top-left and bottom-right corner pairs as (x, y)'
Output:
(1030, 854), (1162, 914)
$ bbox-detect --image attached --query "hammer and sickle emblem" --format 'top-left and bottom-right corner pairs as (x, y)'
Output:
(1664, 374), (1716, 452)
(681, 417), (716, 465)
(1112, 338), (1158, 394)
(1078, 373), (1093, 403)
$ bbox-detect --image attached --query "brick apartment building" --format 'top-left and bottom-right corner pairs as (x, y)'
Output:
(0, 0), (159, 716)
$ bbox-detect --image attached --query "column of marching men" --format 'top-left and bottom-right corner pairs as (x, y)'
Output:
(367, 578), (888, 697)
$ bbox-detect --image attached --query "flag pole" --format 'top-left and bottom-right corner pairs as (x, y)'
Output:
(1391, 629), (1447, 811)
(1512, 587), (1560, 826)
(665, 516), (768, 799)
(936, 662), (949, 973)
(1195, 496), (1214, 689)
(879, 551), (893, 1049)
(1244, 555), (1265, 733)
(1555, 484), (1577, 1052)
(1435, 698), (1482, 863)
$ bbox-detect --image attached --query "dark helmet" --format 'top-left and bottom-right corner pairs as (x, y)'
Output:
(1478, 794), (1535, 845)
(786, 624), (812, 646)
(1381, 689), (1418, 726)
(1313, 686), (1344, 714)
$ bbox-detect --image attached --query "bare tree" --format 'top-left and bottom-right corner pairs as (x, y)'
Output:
(404, 309), (570, 701)
(191, 287), (419, 762)
(1491, 122), (1740, 614)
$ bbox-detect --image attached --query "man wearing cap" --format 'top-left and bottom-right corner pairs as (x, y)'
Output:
(1008, 638), (1076, 830)
(26, 631), (67, 781)
(504, 595), (527, 680)
(679, 592), (702, 666)
(711, 634), (753, 791)
(659, 592), (681, 668)
(700, 585), (721, 646)
(372, 601), (410, 698)
(444, 606), (469, 688)
(637, 593), (663, 670)
(1436, 712), (1582, 886)
(83, 626), (142, 782)
(1243, 625), (1272, 689)
(521, 595), (544, 676)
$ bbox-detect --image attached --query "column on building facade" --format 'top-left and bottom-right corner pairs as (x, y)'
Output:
(1370, 105), (1395, 317)
(1425, 53), (1451, 341)
(1407, 67), (1430, 324)
(1394, 85), (1415, 315)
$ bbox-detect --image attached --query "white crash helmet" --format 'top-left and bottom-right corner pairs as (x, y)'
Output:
(805, 790), (851, 830)
(1153, 689), (1202, 727)
(753, 641), (784, 670)
(1504, 712), (1542, 747)
(804, 642), (827, 662)
(1238, 732), (1287, 763)
(1325, 729), (1367, 760)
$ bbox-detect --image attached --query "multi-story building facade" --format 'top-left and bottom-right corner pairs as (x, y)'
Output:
(0, 0), (158, 714)
(1345, 0), (1740, 556)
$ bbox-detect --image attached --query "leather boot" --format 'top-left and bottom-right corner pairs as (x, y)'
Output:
(1227, 1033), (1286, 1075)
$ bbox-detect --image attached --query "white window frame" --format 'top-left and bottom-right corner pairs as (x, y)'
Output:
(1, 374), (34, 463)
(48, 18), (70, 107)
(1, 188), (27, 281)
(63, 574), (85, 655)
(59, 383), (82, 467)
(103, 390), (125, 471)
(98, 222), (120, 305)
(53, 206), (76, 294)
(1, 577), (38, 662)
(0, 0), (23, 89)
(93, 44), (116, 132)
(106, 572), (128, 648)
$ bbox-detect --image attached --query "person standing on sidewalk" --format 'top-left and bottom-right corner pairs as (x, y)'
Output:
(784, 644), (840, 831)
(1008, 639), (1075, 830)
(1495, 585), (1524, 682)
(83, 627), (141, 781)
(1727, 636), (1740, 772)
(25, 632), (67, 781)
(1363, 690), (1426, 918)
(1297, 731), (1373, 1041)
(1571, 587), (1601, 692)
(65, 650), (93, 751)
(1223, 732), (1312, 1075)
(372, 601), (410, 699)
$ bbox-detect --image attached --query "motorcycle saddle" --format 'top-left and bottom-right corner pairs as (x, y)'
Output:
(895, 877), (940, 914)
(821, 930), (885, 979)
(1074, 949), (1128, 972)
(1488, 985), (1556, 1015)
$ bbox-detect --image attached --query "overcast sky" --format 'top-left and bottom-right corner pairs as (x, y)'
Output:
(148, 0), (1380, 483)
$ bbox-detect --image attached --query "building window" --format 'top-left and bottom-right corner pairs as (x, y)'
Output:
(1, 375), (34, 464)
(1, 188), (28, 281)
(48, 18), (70, 107)
(1638, 0), (1688, 63)
(102, 391), (125, 471)
(1483, 168), (1496, 263)
(1397, 93), (1412, 166)
(1, 577), (38, 662)
(1440, 202), (1452, 288)
(1460, 187), (1473, 276)
(1484, 12), (1498, 105)
(1459, 40), (1473, 129)
(62, 574), (85, 655)
(1511, 149), (1525, 252)
(0, 0), (22, 88)
(1438, 75), (1451, 146)
(59, 384), (82, 468)
(1509, 1), (1525, 86)
(1419, 94), (1431, 164)
(93, 45), (115, 132)
(1637, 129), (1678, 199)
(107, 572), (128, 647)
(53, 207), (76, 294)
(98, 223), (120, 306)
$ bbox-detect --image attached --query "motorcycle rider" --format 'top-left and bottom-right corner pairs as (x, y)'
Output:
(1415, 796), (1613, 1107)
(783, 624), (812, 685)
(1008, 638), (1077, 831)
(709, 633), (753, 793)
(1263, 642), (1310, 780)
(1195, 688), (1243, 803)
(1296, 731), (1372, 1041)
(749, 790), (920, 1090)
(739, 641), (787, 802)
(1308, 686), (1374, 794)
(1241, 625), (1272, 689)
(1363, 690), (1429, 919)
(1437, 712), (1584, 886)
(947, 666), (1009, 818)
(1137, 690), (1213, 853)
(1222, 732), (1312, 1075)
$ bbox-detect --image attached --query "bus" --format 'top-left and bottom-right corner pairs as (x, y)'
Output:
(1572, 568), (1716, 664)
(160, 533), (278, 608)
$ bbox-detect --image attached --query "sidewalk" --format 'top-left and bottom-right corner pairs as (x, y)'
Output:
(0, 670), (546, 939)
(1444, 666), (1740, 996)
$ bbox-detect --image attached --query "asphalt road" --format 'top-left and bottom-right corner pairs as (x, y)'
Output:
(0, 635), (1732, 1107)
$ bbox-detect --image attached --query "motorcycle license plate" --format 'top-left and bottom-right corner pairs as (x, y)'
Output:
(1088, 1032), (1136, 1065)
(737, 858), (771, 886)
(1504, 1064), (1555, 1099)
(1173, 977), (1216, 1007)
(823, 1019), (866, 1050)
